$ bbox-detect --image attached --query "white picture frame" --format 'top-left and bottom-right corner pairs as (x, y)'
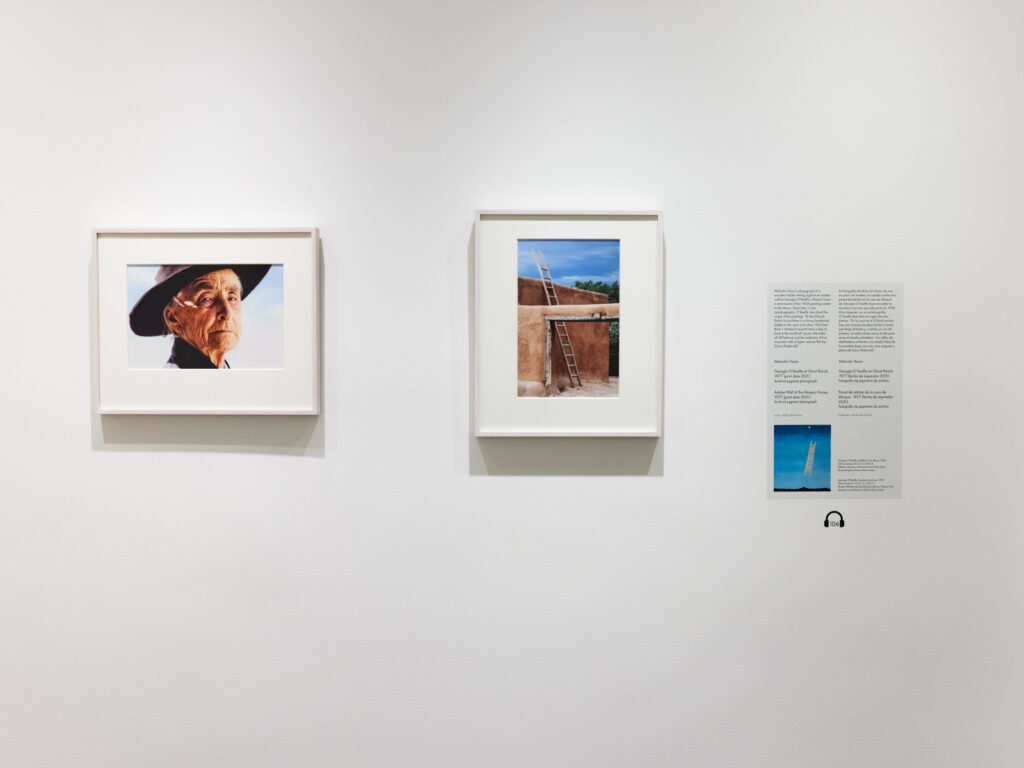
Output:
(475, 211), (663, 437)
(94, 228), (320, 415)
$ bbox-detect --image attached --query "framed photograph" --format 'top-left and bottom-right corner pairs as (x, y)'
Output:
(475, 211), (663, 437)
(94, 228), (319, 415)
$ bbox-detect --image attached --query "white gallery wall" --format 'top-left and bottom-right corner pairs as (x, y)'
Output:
(2, 0), (1022, 765)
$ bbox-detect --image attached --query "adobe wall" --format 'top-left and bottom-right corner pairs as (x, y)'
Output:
(518, 277), (611, 307)
(517, 302), (620, 396)
(518, 277), (614, 394)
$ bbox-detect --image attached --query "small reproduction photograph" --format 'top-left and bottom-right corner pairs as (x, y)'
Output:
(773, 425), (832, 492)
(127, 264), (283, 369)
(517, 239), (619, 397)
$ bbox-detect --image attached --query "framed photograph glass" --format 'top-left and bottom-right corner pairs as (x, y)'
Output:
(475, 211), (663, 436)
(94, 228), (319, 414)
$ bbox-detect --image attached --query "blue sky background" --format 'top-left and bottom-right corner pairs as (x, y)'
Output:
(126, 264), (283, 369)
(773, 424), (832, 490)
(517, 239), (620, 287)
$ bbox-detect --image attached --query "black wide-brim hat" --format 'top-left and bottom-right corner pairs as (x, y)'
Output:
(129, 264), (272, 337)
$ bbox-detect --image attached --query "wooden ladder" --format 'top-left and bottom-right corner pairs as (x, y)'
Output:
(803, 441), (816, 476)
(532, 248), (582, 388)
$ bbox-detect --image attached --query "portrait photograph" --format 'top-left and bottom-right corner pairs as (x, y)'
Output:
(475, 211), (662, 437)
(126, 264), (284, 370)
(94, 229), (319, 414)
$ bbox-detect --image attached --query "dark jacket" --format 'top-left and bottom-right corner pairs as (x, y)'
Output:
(164, 337), (231, 369)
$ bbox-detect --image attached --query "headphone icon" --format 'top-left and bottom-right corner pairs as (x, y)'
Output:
(824, 511), (845, 528)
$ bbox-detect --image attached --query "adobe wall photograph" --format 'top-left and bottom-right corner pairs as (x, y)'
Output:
(517, 239), (620, 398)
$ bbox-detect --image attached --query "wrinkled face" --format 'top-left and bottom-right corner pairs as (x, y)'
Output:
(163, 269), (243, 363)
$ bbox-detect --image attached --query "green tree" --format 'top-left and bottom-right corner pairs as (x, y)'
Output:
(574, 280), (619, 344)
(573, 280), (619, 304)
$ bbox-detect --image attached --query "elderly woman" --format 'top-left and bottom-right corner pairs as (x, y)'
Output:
(129, 264), (270, 369)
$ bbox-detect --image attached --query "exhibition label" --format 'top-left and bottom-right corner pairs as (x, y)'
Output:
(768, 283), (902, 499)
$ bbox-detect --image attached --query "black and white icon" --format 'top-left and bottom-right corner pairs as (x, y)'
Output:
(824, 510), (845, 528)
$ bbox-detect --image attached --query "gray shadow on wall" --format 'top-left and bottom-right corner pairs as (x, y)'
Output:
(470, 436), (662, 476)
(93, 413), (323, 457)
(466, 220), (664, 476)
(88, 234), (326, 458)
